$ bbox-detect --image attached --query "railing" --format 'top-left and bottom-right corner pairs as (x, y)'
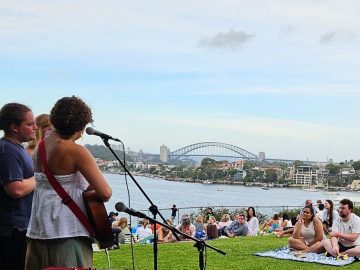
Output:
(128, 205), (302, 226)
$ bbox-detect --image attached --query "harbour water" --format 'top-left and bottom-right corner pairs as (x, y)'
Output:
(104, 173), (360, 218)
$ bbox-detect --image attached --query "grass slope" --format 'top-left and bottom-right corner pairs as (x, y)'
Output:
(94, 235), (358, 270)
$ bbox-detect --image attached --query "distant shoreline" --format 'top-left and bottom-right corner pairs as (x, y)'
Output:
(102, 171), (355, 191)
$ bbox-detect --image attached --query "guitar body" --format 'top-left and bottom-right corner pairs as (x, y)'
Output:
(83, 190), (114, 249)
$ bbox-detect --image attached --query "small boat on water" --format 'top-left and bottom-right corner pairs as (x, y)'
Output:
(302, 188), (318, 192)
(324, 191), (340, 195)
(217, 188), (223, 191)
(202, 180), (212, 184)
(262, 187), (270, 190)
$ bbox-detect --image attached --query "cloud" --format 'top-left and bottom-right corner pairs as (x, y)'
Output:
(198, 30), (255, 50)
(278, 24), (297, 37)
(319, 30), (355, 44)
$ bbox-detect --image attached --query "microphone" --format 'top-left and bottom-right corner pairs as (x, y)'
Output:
(115, 202), (146, 218)
(85, 127), (121, 142)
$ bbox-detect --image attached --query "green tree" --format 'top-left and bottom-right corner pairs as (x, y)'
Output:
(243, 161), (255, 170)
(352, 160), (360, 170)
(201, 158), (216, 166)
(228, 169), (238, 177)
(265, 169), (277, 182)
(278, 176), (286, 184)
(325, 163), (341, 175)
(293, 160), (304, 168)
(253, 170), (264, 181)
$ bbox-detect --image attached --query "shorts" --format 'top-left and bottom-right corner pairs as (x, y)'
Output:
(339, 242), (356, 253)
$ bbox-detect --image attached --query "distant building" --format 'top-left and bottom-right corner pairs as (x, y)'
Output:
(234, 169), (247, 181)
(259, 152), (266, 162)
(291, 165), (317, 186)
(340, 168), (356, 176)
(160, 145), (169, 162)
(316, 168), (329, 181)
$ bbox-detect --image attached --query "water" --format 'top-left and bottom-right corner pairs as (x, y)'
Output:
(104, 173), (360, 219)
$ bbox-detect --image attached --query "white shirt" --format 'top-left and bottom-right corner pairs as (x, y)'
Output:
(332, 213), (360, 247)
(136, 226), (152, 240)
(27, 172), (90, 239)
(323, 209), (339, 225)
(247, 217), (259, 236)
(316, 210), (324, 221)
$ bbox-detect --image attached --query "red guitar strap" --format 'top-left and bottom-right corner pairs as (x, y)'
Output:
(38, 139), (95, 236)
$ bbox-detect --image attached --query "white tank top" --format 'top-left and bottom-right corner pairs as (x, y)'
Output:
(27, 172), (90, 239)
(300, 221), (315, 244)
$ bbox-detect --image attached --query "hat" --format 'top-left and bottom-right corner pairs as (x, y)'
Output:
(109, 211), (118, 217)
(181, 214), (189, 220)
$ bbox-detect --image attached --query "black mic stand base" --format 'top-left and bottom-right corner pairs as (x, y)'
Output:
(194, 240), (206, 270)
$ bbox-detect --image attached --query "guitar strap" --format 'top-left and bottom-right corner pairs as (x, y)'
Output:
(38, 139), (95, 236)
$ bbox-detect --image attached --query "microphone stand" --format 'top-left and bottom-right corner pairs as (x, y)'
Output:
(120, 207), (226, 270)
(101, 138), (180, 270)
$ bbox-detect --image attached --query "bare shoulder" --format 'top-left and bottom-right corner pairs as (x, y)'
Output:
(68, 142), (90, 155)
(313, 217), (323, 225)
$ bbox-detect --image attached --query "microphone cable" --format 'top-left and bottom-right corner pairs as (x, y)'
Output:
(204, 245), (208, 270)
(118, 139), (136, 270)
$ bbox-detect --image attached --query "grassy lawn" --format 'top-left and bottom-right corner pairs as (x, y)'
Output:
(94, 235), (358, 270)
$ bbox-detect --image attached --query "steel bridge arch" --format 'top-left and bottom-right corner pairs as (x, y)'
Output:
(170, 142), (258, 160)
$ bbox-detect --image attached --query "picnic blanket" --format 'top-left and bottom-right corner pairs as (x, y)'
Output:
(254, 246), (357, 266)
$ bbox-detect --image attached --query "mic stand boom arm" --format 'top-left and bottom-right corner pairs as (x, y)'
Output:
(100, 138), (180, 270)
(124, 207), (226, 270)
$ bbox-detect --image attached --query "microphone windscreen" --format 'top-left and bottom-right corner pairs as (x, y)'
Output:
(85, 127), (94, 135)
(115, 202), (127, 212)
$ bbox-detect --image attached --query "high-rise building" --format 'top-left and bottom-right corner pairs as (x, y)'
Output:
(160, 145), (169, 162)
(259, 151), (266, 162)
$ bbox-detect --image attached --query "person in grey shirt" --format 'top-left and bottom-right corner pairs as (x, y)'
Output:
(224, 214), (248, 237)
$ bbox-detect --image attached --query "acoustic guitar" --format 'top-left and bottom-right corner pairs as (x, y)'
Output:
(83, 190), (114, 249)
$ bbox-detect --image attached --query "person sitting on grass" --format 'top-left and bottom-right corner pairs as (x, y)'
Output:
(246, 207), (259, 236)
(157, 219), (175, 243)
(116, 217), (131, 244)
(217, 213), (232, 236)
(206, 216), (218, 240)
(224, 214), (248, 237)
(275, 213), (294, 238)
(322, 199), (339, 234)
(323, 199), (360, 257)
(261, 213), (282, 232)
(205, 207), (215, 222)
(136, 219), (153, 243)
(175, 214), (196, 240)
(288, 205), (324, 253)
(316, 203), (325, 221)
(194, 215), (206, 239)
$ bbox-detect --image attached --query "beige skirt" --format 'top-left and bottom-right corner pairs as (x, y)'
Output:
(25, 237), (93, 270)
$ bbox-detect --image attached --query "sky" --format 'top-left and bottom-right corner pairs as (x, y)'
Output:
(1, 0), (360, 162)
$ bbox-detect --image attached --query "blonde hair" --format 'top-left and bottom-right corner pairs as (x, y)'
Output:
(196, 215), (204, 223)
(28, 114), (51, 149)
(166, 219), (173, 226)
(221, 214), (230, 222)
(119, 217), (128, 229)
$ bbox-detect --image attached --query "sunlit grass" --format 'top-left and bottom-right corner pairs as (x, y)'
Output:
(93, 235), (358, 269)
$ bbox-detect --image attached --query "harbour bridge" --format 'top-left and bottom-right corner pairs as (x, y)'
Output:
(170, 142), (258, 160)
(162, 142), (322, 164)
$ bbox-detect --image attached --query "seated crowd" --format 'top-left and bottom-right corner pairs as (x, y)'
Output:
(108, 198), (360, 258)
(109, 206), (261, 247)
